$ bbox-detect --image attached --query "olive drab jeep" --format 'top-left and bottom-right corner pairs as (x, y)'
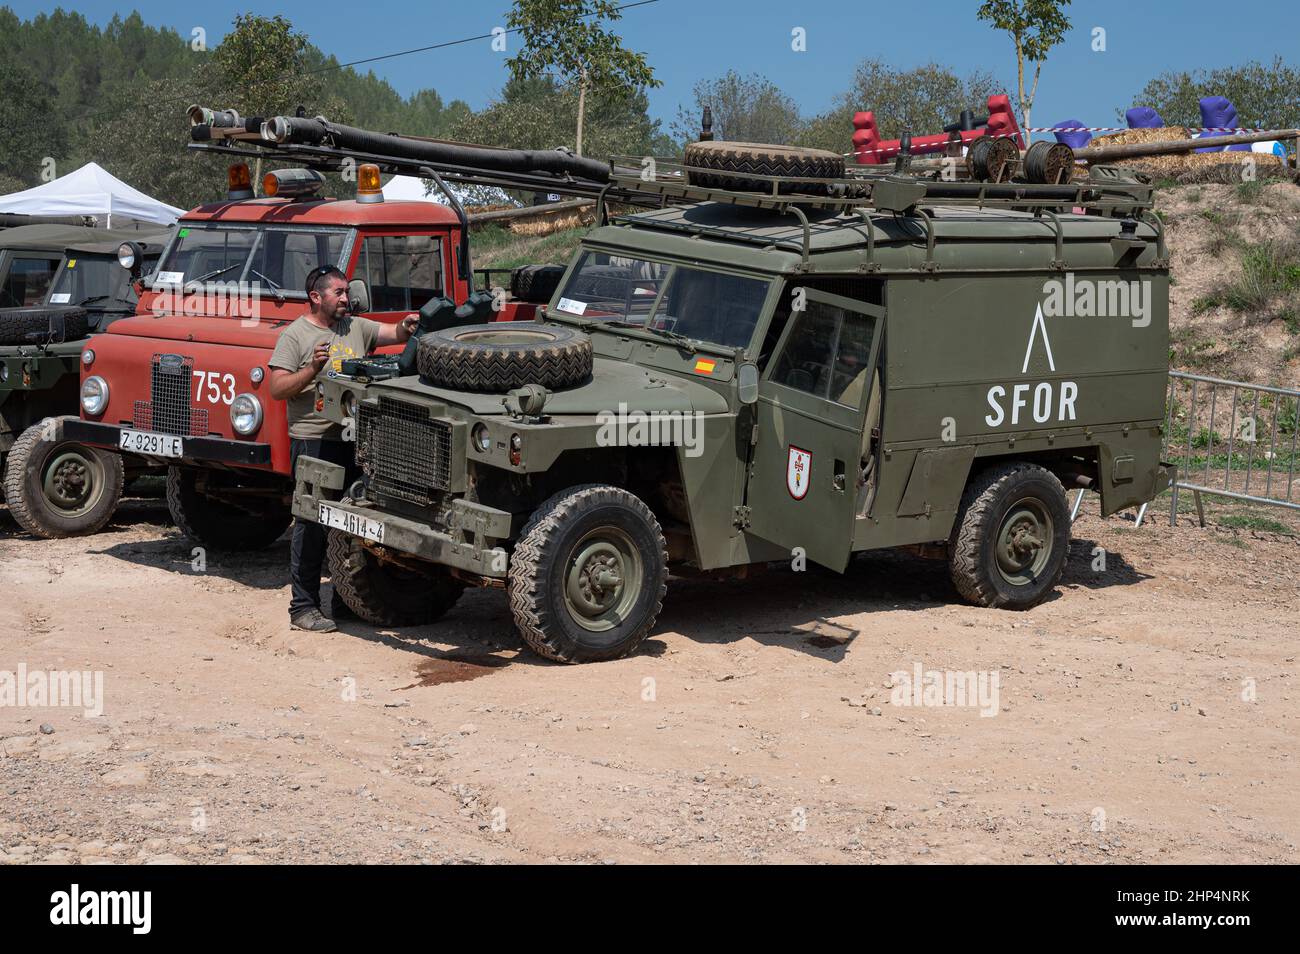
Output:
(291, 142), (1174, 663)
(0, 225), (169, 537)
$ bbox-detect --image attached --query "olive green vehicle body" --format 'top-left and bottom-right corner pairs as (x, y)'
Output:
(0, 227), (165, 464)
(294, 191), (1173, 580)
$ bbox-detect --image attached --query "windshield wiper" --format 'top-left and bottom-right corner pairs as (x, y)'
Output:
(249, 269), (285, 302)
(604, 319), (698, 352)
(183, 262), (243, 289)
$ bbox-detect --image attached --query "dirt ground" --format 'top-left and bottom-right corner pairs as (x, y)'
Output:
(1, 485), (1296, 865)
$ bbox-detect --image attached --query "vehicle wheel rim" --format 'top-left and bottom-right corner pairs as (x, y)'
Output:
(995, 496), (1053, 587)
(563, 527), (642, 633)
(42, 448), (104, 515)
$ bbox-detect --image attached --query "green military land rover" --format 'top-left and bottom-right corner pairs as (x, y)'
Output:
(292, 143), (1174, 663)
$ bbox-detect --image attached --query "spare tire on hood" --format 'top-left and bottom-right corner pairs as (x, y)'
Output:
(683, 141), (845, 195)
(0, 305), (90, 346)
(415, 322), (593, 393)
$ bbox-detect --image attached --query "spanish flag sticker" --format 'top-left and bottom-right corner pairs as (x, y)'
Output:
(694, 358), (716, 375)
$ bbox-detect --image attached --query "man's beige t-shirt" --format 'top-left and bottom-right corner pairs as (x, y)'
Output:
(269, 314), (382, 439)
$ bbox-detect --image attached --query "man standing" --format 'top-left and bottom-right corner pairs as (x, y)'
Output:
(268, 266), (416, 632)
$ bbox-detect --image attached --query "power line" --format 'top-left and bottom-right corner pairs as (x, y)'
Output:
(58, 0), (662, 128)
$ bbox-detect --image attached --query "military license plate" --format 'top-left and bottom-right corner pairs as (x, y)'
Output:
(118, 428), (184, 458)
(318, 503), (385, 544)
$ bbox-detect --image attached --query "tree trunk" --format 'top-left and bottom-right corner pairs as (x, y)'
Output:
(576, 69), (588, 157)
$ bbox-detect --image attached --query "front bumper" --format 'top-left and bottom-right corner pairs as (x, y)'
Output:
(293, 455), (511, 579)
(59, 416), (272, 467)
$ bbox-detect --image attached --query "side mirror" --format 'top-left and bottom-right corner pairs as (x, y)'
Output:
(347, 278), (370, 315)
(737, 362), (759, 405)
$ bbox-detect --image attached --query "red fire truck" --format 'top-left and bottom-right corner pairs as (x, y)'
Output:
(60, 162), (550, 549)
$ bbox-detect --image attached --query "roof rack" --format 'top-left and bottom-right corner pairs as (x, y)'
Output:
(604, 155), (1155, 216)
(181, 109), (1160, 270)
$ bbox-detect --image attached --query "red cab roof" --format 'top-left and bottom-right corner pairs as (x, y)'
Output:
(181, 197), (461, 227)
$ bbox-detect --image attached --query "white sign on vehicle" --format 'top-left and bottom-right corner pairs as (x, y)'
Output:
(155, 271), (185, 286)
(49, 293), (71, 304)
(319, 503), (385, 544)
(556, 297), (587, 315)
(118, 429), (184, 458)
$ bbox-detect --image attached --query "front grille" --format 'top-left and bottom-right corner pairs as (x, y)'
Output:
(357, 397), (452, 507)
(136, 353), (204, 436)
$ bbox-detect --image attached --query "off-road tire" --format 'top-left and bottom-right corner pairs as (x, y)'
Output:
(683, 141), (845, 195)
(2, 421), (123, 537)
(0, 305), (89, 345)
(165, 466), (290, 550)
(508, 484), (667, 664)
(947, 462), (1070, 610)
(510, 264), (565, 304)
(416, 322), (592, 393)
(326, 530), (464, 626)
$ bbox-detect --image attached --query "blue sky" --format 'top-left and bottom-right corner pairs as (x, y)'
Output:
(10, 0), (1298, 137)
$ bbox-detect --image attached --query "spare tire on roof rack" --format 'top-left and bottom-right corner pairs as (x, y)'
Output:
(683, 141), (845, 196)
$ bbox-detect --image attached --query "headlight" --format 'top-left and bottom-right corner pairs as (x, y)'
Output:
(81, 376), (109, 415)
(230, 393), (263, 435)
(249, 366), (264, 384)
(81, 349), (95, 366)
(472, 423), (491, 452)
(116, 242), (139, 271)
(342, 391), (358, 419)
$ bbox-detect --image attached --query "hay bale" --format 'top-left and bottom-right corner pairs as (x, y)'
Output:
(1093, 152), (1289, 184)
(510, 208), (593, 236)
(1092, 125), (1191, 147)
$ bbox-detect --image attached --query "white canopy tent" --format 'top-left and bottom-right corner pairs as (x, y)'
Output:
(381, 173), (515, 208)
(0, 162), (183, 227)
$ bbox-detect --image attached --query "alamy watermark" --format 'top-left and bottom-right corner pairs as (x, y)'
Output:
(595, 402), (704, 458)
(150, 280), (261, 325)
(889, 662), (1000, 717)
(1041, 273), (1151, 328)
(0, 664), (104, 718)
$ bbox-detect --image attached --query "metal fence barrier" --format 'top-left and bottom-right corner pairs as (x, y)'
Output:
(1162, 370), (1300, 526)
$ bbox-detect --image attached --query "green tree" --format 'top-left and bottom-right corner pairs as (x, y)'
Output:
(976, 0), (1071, 132)
(798, 60), (1000, 154)
(0, 61), (68, 187)
(1127, 58), (1300, 133)
(451, 75), (669, 159)
(670, 71), (803, 147)
(85, 74), (225, 210)
(210, 13), (324, 120)
(505, 0), (659, 156)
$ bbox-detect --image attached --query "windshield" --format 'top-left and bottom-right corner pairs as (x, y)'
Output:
(553, 251), (770, 349)
(154, 224), (351, 297)
(49, 255), (150, 309)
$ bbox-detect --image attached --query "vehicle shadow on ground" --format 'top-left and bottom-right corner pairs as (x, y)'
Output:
(654, 541), (1151, 660)
(655, 553), (952, 661)
(327, 586), (589, 672)
(93, 534), (292, 590)
(1061, 537), (1150, 590)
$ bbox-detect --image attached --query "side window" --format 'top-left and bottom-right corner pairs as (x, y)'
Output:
(0, 257), (59, 307)
(770, 298), (876, 407)
(360, 235), (443, 311)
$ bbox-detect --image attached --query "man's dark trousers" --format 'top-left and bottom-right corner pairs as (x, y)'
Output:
(289, 438), (358, 620)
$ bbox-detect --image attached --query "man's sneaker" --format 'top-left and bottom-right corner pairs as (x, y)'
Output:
(290, 608), (337, 633)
